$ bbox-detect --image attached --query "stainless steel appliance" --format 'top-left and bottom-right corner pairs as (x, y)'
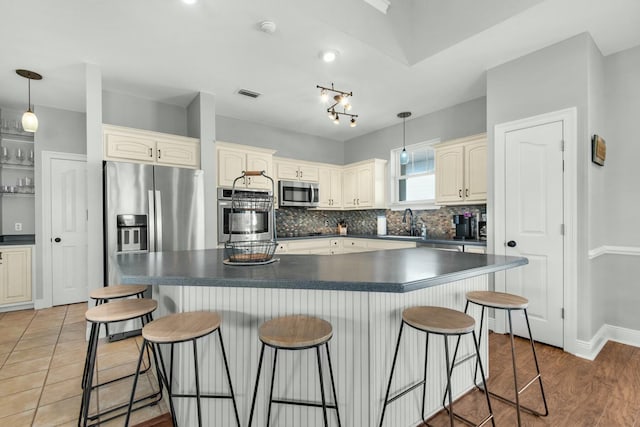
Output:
(218, 187), (273, 243)
(104, 161), (204, 338)
(278, 180), (319, 207)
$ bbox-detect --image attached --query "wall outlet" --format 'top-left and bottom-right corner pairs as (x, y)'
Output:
(324, 220), (329, 227)
(14, 222), (22, 231)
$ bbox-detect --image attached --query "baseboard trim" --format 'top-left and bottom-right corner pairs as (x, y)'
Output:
(572, 324), (640, 360)
(589, 245), (640, 259)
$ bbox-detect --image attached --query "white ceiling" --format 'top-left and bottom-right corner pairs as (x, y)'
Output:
(1, 0), (639, 141)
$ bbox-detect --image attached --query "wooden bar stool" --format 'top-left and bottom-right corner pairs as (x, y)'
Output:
(379, 306), (494, 427)
(89, 284), (149, 339)
(248, 315), (341, 427)
(125, 311), (241, 427)
(450, 291), (549, 426)
(79, 298), (161, 427)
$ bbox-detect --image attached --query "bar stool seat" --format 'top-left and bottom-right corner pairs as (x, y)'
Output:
(89, 284), (149, 301)
(249, 315), (341, 427)
(403, 306), (475, 334)
(451, 290), (549, 426)
(379, 306), (494, 427)
(126, 311), (240, 427)
(259, 315), (333, 348)
(79, 298), (160, 427)
(466, 290), (528, 309)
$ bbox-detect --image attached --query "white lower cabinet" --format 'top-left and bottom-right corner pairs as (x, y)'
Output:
(0, 246), (32, 305)
(277, 237), (416, 256)
(464, 246), (486, 254)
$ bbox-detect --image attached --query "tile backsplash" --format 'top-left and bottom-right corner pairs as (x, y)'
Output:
(276, 205), (486, 239)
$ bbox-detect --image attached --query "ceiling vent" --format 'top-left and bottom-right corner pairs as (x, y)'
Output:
(237, 89), (261, 99)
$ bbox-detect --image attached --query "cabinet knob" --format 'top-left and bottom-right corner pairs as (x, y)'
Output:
(149, 148), (153, 158)
(465, 188), (469, 197)
(458, 189), (462, 198)
(157, 149), (161, 159)
(507, 240), (517, 248)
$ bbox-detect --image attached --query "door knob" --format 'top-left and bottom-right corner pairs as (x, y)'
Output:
(507, 240), (517, 247)
(54, 237), (62, 243)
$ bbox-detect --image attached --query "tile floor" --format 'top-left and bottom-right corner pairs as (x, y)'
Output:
(0, 303), (167, 426)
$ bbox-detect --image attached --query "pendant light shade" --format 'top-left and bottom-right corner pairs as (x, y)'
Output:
(398, 111), (411, 166)
(16, 69), (42, 133)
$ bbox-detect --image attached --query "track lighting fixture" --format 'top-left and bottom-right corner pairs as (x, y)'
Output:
(316, 83), (358, 127)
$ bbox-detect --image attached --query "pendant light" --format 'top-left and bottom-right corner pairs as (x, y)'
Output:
(398, 111), (411, 165)
(16, 69), (42, 133)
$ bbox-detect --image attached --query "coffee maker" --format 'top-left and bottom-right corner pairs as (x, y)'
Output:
(453, 214), (476, 240)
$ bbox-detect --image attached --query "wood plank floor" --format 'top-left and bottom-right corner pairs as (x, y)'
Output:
(424, 332), (640, 426)
(134, 332), (640, 427)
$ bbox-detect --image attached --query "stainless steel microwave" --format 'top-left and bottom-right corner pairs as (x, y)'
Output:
(217, 187), (273, 243)
(278, 180), (319, 207)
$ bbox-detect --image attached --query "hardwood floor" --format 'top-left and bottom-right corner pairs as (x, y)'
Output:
(425, 333), (640, 426)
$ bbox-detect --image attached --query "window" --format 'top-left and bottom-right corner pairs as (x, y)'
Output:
(390, 139), (439, 208)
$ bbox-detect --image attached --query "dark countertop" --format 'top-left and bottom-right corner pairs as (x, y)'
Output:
(116, 247), (525, 293)
(277, 233), (487, 246)
(0, 234), (35, 245)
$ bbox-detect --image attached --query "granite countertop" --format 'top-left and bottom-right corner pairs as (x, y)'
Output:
(0, 234), (35, 245)
(116, 247), (524, 293)
(277, 233), (487, 246)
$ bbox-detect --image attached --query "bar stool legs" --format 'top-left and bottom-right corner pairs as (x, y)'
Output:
(379, 307), (494, 427)
(248, 342), (341, 427)
(126, 326), (240, 427)
(450, 300), (549, 426)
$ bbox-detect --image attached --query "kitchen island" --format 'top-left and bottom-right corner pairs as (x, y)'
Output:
(116, 247), (526, 427)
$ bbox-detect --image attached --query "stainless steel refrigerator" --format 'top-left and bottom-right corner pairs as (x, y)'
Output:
(103, 161), (204, 337)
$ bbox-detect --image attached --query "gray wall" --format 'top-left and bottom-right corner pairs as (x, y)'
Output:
(216, 115), (344, 164)
(102, 90), (188, 136)
(594, 45), (640, 332)
(486, 33), (592, 340)
(344, 97), (486, 164)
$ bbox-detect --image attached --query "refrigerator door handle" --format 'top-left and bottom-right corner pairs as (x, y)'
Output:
(148, 190), (156, 252)
(155, 190), (163, 251)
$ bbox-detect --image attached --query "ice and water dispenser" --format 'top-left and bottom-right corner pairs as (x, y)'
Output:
(116, 214), (148, 252)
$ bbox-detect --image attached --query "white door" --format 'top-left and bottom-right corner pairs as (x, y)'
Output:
(503, 121), (564, 347)
(51, 158), (88, 305)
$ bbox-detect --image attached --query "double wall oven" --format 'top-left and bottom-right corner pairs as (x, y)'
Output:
(217, 187), (273, 243)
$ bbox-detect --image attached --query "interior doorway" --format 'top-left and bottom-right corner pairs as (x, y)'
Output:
(494, 108), (578, 350)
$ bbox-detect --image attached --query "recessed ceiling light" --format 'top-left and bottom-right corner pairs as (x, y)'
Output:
(182, 0), (197, 5)
(321, 50), (339, 63)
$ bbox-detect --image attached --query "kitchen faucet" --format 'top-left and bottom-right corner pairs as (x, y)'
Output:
(402, 208), (418, 236)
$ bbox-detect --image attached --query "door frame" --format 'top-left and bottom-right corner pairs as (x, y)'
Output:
(493, 107), (578, 353)
(39, 151), (87, 309)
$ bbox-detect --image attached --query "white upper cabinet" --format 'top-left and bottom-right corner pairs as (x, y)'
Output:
(435, 134), (487, 205)
(103, 124), (200, 169)
(317, 166), (342, 209)
(274, 158), (319, 183)
(342, 159), (387, 209)
(216, 142), (275, 190)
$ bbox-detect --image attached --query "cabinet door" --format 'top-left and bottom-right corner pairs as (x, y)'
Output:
(356, 164), (373, 207)
(464, 141), (487, 202)
(246, 153), (273, 190)
(275, 161), (300, 181)
(342, 168), (357, 208)
(0, 247), (31, 305)
(299, 164), (319, 182)
(218, 149), (246, 187)
(156, 140), (199, 168)
(329, 168), (343, 208)
(104, 133), (155, 163)
(435, 146), (464, 203)
(318, 167), (333, 208)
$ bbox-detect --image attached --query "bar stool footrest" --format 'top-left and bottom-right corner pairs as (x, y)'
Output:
(479, 387), (549, 417)
(386, 380), (426, 404)
(171, 392), (236, 400)
(271, 398), (338, 409)
(85, 388), (163, 426)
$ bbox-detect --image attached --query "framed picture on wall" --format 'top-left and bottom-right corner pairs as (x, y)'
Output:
(592, 134), (606, 166)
